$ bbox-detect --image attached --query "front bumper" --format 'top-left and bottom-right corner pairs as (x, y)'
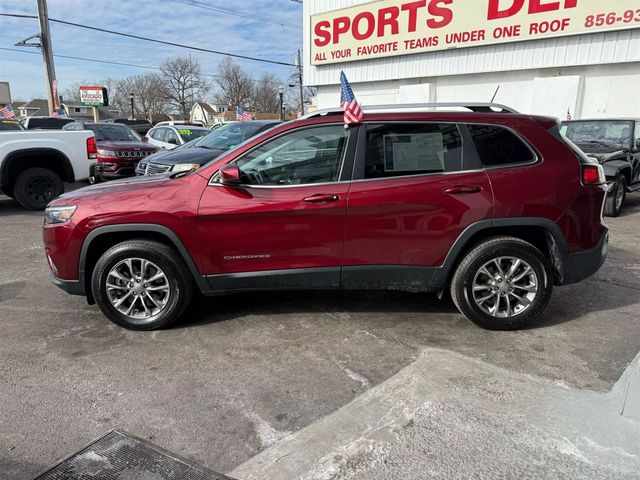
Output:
(561, 231), (609, 285)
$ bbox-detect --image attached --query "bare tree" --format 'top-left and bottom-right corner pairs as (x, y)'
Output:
(252, 73), (281, 113)
(160, 55), (209, 118)
(214, 57), (254, 109)
(62, 81), (88, 102)
(121, 74), (167, 121)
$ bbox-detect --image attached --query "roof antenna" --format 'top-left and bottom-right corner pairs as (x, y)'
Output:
(490, 85), (501, 103)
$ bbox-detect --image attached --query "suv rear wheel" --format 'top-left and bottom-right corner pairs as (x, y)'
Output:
(92, 240), (193, 330)
(450, 237), (553, 330)
(14, 167), (64, 210)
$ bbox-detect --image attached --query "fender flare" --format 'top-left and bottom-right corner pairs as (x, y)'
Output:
(78, 224), (210, 294)
(0, 148), (75, 192)
(432, 218), (568, 285)
(602, 160), (632, 183)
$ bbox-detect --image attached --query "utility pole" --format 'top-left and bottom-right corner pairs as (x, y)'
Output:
(296, 49), (304, 116)
(36, 0), (57, 115)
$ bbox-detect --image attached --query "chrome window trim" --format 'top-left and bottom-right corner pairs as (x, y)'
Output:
(207, 122), (351, 188)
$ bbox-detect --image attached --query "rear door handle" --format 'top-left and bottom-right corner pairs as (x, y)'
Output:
(303, 194), (340, 203)
(444, 185), (483, 195)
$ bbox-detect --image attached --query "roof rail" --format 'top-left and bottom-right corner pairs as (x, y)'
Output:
(300, 102), (519, 120)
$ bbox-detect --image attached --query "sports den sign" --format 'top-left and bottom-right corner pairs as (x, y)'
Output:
(311, 0), (640, 65)
(80, 86), (109, 107)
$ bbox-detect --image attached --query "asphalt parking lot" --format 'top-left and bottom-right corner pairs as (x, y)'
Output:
(1, 184), (640, 479)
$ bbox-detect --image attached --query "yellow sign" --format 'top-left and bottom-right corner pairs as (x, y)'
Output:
(311, 0), (640, 65)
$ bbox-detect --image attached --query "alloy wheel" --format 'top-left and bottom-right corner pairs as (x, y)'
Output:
(105, 258), (171, 320)
(471, 256), (539, 318)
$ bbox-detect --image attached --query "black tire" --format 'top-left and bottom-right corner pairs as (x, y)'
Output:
(450, 236), (553, 330)
(92, 240), (193, 330)
(13, 167), (64, 210)
(604, 176), (627, 218)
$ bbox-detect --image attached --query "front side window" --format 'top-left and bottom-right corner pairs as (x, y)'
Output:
(235, 125), (348, 186)
(364, 123), (462, 179)
(467, 124), (535, 167)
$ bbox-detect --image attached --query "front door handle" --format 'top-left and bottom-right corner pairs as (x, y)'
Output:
(444, 185), (483, 195)
(303, 194), (340, 203)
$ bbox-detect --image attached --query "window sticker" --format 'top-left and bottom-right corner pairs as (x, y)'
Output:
(178, 129), (192, 135)
(383, 133), (445, 172)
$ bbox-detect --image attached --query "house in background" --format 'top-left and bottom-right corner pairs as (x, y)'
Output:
(16, 99), (49, 118)
(190, 102), (231, 125)
(61, 103), (122, 121)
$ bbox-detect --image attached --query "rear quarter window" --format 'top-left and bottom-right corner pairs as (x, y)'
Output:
(467, 124), (535, 167)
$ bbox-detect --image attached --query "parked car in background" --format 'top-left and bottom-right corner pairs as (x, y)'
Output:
(155, 120), (205, 127)
(561, 119), (640, 217)
(20, 116), (75, 130)
(0, 120), (25, 131)
(43, 103), (608, 331)
(103, 118), (152, 136)
(145, 124), (210, 150)
(139, 120), (280, 175)
(63, 122), (157, 183)
(0, 129), (96, 209)
(135, 136), (207, 175)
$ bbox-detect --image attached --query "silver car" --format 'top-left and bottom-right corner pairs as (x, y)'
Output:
(145, 125), (209, 150)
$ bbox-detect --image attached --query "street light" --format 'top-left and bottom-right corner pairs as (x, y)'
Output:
(129, 93), (134, 119)
(278, 85), (286, 120)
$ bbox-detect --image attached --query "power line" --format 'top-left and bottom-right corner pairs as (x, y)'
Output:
(0, 12), (297, 67)
(0, 47), (221, 77)
(167, 0), (301, 29)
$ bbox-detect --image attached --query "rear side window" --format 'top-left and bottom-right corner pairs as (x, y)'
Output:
(365, 123), (462, 179)
(467, 124), (535, 167)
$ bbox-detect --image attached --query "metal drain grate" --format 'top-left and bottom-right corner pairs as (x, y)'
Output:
(34, 430), (234, 480)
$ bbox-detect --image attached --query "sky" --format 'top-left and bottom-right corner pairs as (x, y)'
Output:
(0, 0), (303, 101)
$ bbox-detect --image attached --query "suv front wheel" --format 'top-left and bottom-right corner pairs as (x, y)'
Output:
(450, 237), (553, 330)
(92, 240), (193, 330)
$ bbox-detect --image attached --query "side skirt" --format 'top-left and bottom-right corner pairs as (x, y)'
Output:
(202, 266), (442, 295)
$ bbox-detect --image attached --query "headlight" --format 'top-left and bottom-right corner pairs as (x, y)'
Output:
(97, 148), (118, 157)
(44, 205), (77, 224)
(171, 163), (200, 173)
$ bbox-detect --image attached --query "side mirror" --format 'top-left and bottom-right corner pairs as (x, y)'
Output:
(168, 138), (178, 145)
(219, 164), (241, 186)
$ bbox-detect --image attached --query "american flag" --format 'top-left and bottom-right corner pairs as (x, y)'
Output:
(236, 106), (251, 122)
(0, 104), (15, 119)
(340, 71), (363, 126)
(566, 108), (572, 121)
(52, 108), (67, 118)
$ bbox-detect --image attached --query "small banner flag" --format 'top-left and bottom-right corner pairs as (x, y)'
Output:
(340, 71), (364, 127)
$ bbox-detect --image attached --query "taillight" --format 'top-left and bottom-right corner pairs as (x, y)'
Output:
(582, 164), (605, 186)
(87, 136), (97, 160)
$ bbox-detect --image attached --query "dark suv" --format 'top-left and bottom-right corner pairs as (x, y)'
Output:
(562, 119), (640, 217)
(43, 103), (608, 331)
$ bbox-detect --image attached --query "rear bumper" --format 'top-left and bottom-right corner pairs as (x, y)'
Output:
(561, 231), (608, 285)
(52, 274), (85, 296)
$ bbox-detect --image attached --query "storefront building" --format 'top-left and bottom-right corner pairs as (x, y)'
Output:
(303, 0), (640, 118)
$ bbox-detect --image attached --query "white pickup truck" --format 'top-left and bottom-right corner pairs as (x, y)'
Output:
(0, 130), (97, 210)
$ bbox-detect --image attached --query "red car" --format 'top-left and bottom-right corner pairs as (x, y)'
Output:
(44, 103), (608, 331)
(63, 122), (158, 182)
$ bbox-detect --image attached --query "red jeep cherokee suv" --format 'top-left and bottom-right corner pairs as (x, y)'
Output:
(43, 103), (608, 331)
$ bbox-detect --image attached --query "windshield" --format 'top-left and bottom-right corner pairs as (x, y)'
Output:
(89, 124), (141, 142)
(0, 120), (24, 131)
(561, 121), (633, 151)
(175, 127), (209, 142)
(195, 123), (268, 150)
